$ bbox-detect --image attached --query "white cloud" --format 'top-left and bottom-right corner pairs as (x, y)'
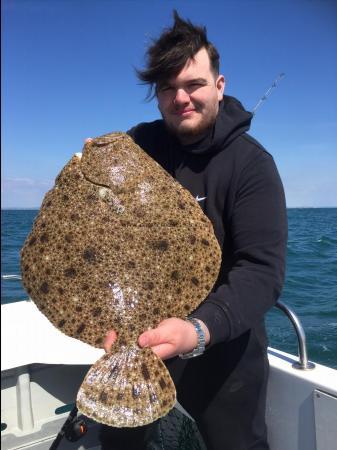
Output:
(1, 178), (53, 209)
(3, 178), (52, 188)
(284, 178), (337, 208)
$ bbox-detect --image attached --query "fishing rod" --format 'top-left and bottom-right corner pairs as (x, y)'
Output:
(49, 406), (87, 449)
(252, 72), (285, 115)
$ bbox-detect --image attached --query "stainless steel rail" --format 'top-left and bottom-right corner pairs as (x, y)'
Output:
(275, 300), (315, 370)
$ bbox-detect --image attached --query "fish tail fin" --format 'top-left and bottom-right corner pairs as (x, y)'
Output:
(76, 345), (176, 427)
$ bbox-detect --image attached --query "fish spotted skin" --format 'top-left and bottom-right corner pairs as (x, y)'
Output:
(20, 132), (221, 427)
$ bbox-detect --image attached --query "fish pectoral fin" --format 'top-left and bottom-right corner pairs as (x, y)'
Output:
(76, 345), (176, 427)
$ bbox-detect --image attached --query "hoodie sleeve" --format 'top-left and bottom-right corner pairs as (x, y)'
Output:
(190, 146), (288, 347)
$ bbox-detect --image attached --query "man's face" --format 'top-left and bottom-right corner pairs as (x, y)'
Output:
(156, 48), (225, 145)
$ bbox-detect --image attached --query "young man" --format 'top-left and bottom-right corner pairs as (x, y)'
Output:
(101, 11), (287, 450)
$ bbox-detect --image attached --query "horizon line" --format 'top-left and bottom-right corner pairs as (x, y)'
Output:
(2, 206), (337, 211)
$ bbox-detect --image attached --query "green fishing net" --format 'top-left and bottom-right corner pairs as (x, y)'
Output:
(147, 407), (206, 450)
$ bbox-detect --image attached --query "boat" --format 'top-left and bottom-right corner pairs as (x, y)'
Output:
(1, 276), (337, 450)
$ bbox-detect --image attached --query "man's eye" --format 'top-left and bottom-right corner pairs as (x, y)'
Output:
(159, 86), (173, 92)
(186, 83), (205, 92)
(189, 82), (205, 88)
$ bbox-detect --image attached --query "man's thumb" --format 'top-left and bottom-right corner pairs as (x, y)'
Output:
(138, 329), (160, 348)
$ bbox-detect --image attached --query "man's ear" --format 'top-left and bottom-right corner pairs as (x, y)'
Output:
(216, 75), (225, 100)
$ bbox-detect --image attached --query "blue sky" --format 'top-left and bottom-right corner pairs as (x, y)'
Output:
(2, 0), (337, 208)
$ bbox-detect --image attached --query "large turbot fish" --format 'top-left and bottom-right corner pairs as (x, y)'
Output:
(21, 132), (221, 427)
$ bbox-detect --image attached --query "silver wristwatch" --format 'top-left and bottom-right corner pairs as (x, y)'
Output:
(179, 318), (206, 359)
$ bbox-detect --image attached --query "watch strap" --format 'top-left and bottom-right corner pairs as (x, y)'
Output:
(179, 318), (206, 359)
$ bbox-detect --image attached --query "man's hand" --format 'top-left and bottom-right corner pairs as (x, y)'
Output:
(103, 318), (210, 360)
(103, 329), (117, 352)
(139, 317), (210, 360)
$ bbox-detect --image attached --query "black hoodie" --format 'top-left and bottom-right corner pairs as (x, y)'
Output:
(128, 95), (287, 347)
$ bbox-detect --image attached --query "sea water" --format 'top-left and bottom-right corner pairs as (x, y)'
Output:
(1, 208), (337, 369)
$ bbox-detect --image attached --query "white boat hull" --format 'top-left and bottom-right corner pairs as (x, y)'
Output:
(1, 301), (337, 449)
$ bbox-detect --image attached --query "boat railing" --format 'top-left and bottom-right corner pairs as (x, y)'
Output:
(1, 275), (315, 370)
(274, 300), (315, 370)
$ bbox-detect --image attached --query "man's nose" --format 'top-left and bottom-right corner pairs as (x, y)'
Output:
(173, 88), (190, 105)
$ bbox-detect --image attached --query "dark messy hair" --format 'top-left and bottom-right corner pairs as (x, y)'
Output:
(137, 10), (220, 100)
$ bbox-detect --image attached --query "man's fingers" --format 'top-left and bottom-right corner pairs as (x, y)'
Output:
(103, 330), (117, 352)
(138, 328), (163, 348)
(150, 343), (176, 360)
(139, 329), (176, 359)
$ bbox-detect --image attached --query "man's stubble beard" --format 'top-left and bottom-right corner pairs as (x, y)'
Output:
(161, 105), (219, 145)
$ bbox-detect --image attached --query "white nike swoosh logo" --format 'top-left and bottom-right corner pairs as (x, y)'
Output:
(196, 195), (207, 202)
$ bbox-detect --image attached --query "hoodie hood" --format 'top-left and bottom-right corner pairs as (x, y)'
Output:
(175, 95), (253, 156)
